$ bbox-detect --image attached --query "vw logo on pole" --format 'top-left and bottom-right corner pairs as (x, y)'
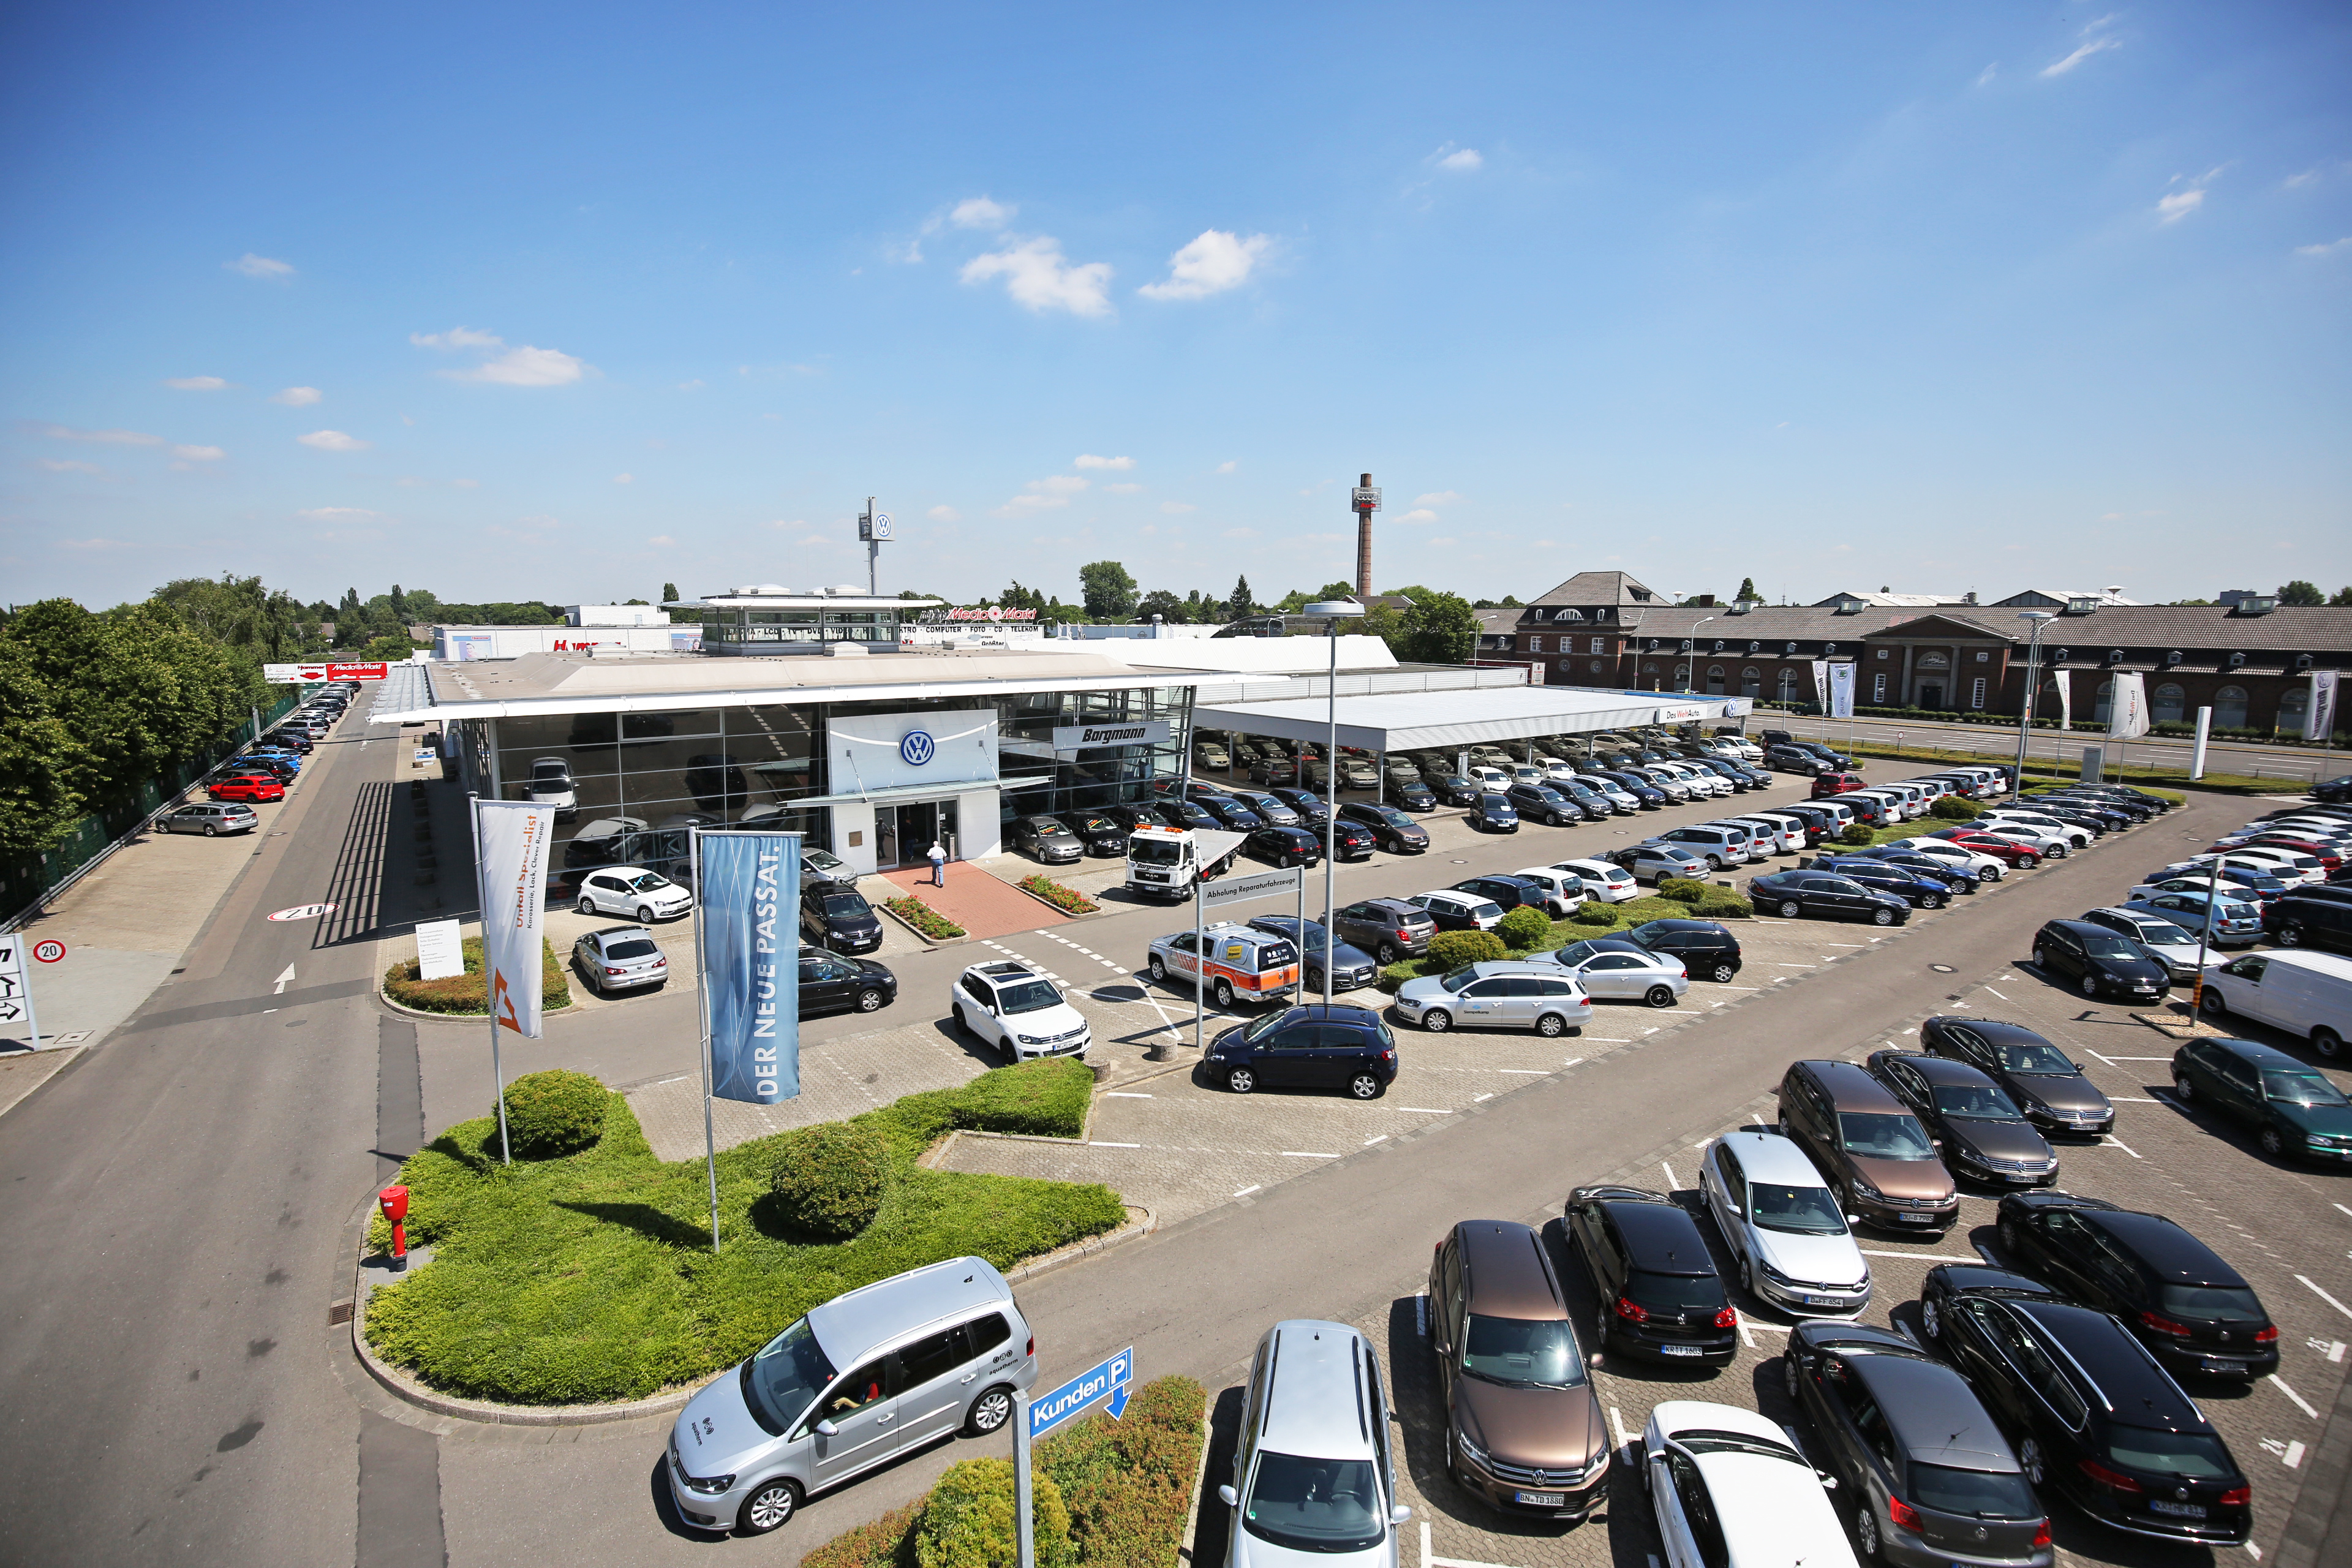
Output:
(899, 729), (936, 767)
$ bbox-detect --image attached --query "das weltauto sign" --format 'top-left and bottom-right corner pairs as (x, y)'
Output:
(263, 662), (390, 684)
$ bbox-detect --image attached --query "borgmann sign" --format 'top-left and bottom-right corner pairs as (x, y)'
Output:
(1049, 720), (1173, 750)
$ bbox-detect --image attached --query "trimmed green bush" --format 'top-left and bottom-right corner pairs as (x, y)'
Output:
(771, 1122), (891, 1238)
(936, 1056), (1094, 1139)
(1497, 905), (1551, 949)
(500, 1069), (609, 1158)
(1692, 891), (1755, 919)
(1930, 795), (1982, 821)
(1426, 930), (1507, 969)
(385, 935), (571, 1015)
(1657, 877), (1708, 904)
(1839, 823), (1875, 846)
(917, 1458), (1075, 1568)
(803, 1500), (923, 1568)
(1572, 902), (1618, 925)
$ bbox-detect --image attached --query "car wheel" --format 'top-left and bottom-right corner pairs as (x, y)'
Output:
(965, 1384), (1016, 1436)
(2261, 1125), (2288, 1158)
(1779, 900), (1802, 919)
(1921, 1297), (1943, 1340)
(1305, 967), (1323, 995)
(736, 1478), (801, 1534)
(578, 896), (595, 916)
(2200, 989), (2227, 1017)
(1213, 978), (1236, 1008)
(1349, 1072), (1383, 1100)
(2019, 1438), (2046, 1487)
(2048, 845), (2068, 859)
(1782, 1354), (1801, 1401)
(2174, 1072), (2196, 1102)
(1708, 961), (1738, 983)
(2280, 923), (2305, 948)
(1596, 1301), (1613, 1354)
(2314, 1028), (2345, 1061)
(202, 824), (219, 837)
(1422, 1009), (1452, 1033)
(1536, 1012), (1566, 1038)
(1376, 941), (1401, 965)
(1738, 1256), (1755, 1298)
(855, 987), (884, 1012)
(1854, 1504), (1882, 1562)
(2032, 944), (2049, 970)
(1643, 985), (1675, 1009)
(636, 905), (655, 923)
(1148, 955), (1167, 982)
(1999, 1216), (2021, 1254)
(1226, 1067), (1256, 1095)
(1872, 907), (1897, 926)
(1982, 865), (2003, 881)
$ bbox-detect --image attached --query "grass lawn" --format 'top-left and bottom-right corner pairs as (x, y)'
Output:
(363, 1060), (1122, 1405)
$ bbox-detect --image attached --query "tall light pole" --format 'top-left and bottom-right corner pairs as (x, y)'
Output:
(2013, 612), (2056, 783)
(1678, 617), (1719, 693)
(1302, 600), (1366, 1006)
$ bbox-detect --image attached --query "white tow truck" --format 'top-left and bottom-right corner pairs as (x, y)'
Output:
(1123, 821), (1249, 900)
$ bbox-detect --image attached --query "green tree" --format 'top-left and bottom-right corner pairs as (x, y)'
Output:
(1735, 576), (1758, 602)
(2331, 586), (2352, 606)
(1317, 581), (1357, 601)
(2278, 580), (2325, 606)
(1077, 560), (1138, 621)
(662, 581), (680, 603)
(0, 638), (90, 854)
(1230, 575), (1256, 618)
(1136, 589), (1187, 623)
(1398, 590), (1481, 663)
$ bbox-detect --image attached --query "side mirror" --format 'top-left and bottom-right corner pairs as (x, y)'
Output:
(1218, 1485), (1239, 1509)
(1389, 1505), (1413, 1525)
(814, 1419), (840, 1438)
(1844, 1215), (1861, 1226)
(1817, 1472), (1838, 1490)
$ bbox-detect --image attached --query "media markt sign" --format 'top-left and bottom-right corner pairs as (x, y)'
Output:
(1049, 720), (1172, 751)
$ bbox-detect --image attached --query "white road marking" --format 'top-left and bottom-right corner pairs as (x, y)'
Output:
(1735, 1311), (1755, 1348)
(1498, 1069), (1550, 1074)
(1088, 1141), (1141, 1149)
(2101, 1135), (2143, 1158)
(1983, 987), (2008, 1000)
(1716, 986), (1760, 990)
(2335, 1204), (2352, 1221)
(1661, 1159), (1679, 1189)
(1280, 1150), (1338, 1159)
(1399, 1107), (1451, 1114)
(1607, 1406), (1631, 1446)
(1365, 1134), (1389, 1146)
(273, 964), (295, 995)
(1233, 1185), (1261, 1198)
(1743, 1319), (1792, 1333)
(1562, 1057), (1585, 1068)
(2105, 1056), (2173, 1062)
(1771, 962), (1814, 967)
(1104, 1091), (1154, 1098)
(2082, 1049), (2121, 1065)
(1474, 1093), (1493, 1102)
(2318, 1340), (2348, 1363)
(2297, 1275), (2352, 1321)
(2272, 1376), (2321, 1420)
(1860, 1250), (1979, 1261)
(2109, 1096), (2162, 1102)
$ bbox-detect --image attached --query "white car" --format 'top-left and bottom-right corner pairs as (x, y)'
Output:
(1643, 1401), (1858, 1568)
(1408, 890), (1503, 931)
(1980, 810), (2092, 850)
(525, 756), (577, 819)
(1700, 1131), (1871, 1317)
(1723, 815), (1803, 856)
(1510, 867), (1587, 916)
(2192, 846), (2324, 885)
(1880, 837), (2006, 881)
(575, 864), (693, 922)
(1664, 761), (1730, 798)
(1548, 858), (1640, 903)
(950, 960), (1091, 1062)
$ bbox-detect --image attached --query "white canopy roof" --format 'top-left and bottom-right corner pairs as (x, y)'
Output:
(1196, 686), (1752, 752)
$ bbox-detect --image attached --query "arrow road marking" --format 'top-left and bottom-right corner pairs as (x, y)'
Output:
(273, 965), (295, 995)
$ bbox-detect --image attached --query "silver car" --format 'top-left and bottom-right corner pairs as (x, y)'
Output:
(572, 925), (668, 993)
(1219, 1321), (1409, 1568)
(159, 801), (258, 836)
(1615, 843), (1711, 884)
(1542, 937), (1689, 1008)
(667, 1256), (1038, 1535)
(1394, 960), (1594, 1036)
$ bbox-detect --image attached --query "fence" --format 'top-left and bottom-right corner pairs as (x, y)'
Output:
(0, 688), (304, 931)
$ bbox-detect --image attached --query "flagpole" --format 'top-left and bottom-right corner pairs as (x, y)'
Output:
(692, 826), (721, 1252)
(469, 792), (511, 1166)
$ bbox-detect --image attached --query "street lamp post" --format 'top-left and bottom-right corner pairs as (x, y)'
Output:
(1679, 617), (1717, 694)
(2013, 612), (2056, 785)
(1302, 600), (1366, 1006)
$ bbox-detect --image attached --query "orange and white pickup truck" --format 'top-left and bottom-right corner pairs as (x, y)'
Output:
(1145, 922), (1302, 1008)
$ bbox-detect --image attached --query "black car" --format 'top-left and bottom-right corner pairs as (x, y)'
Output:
(1096, 803), (1163, 835)
(1194, 795), (1264, 832)
(1748, 870), (1910, 926)
(1200, 1003), (1397, 1099)
(1564, 1185), (1736, 1365)
(1424, 771), (1481, 807)
(2030, 919), (2171, 1003)
(684, 753), (749, 813)
(1008, 814), (1084, 864)
(1587, 768), (1666, 808)
(243, 755), (300, 780)
(1148, 799), (1220, 832)
(1770, 801), (1836, 845)
(1813, 856), (1951, 910)
(1327, 819), (1378, 861)
(1452, 874), (1546, 915)
(1623, 919), (1742, 982)
(2264, 888), (2352, 953)
(2171, 1035), (2352, 1162)
(1920, 1266), (2250, 1545)
(1921, 1016), (2114, 1136)
(1993, 1191), (2279, 1379)
(1853, 846), (1980, 893)
(798, 946), (897, 1017)
(1268, 786), (1330, 826)
(1388, 780), (1437, 811)
(1773, 735), (1854, 771)
(1247, 916), (1378, 995)
(800, 884), (883, 954)
(1765, 744), (1826, 775)
(1055, 810), (1130, 857)
(1550, 778), (1615, 820)
(2316, 774), (2352, 804)
(1503, 782), (1578, 826)
(1241, 825), (1321, 868)
(1338, 801), (1429, 853)
(1333, 897), (1436, 964)
(1864, 1049), (2059, 1187)
(1466, 792), (1519, 833)
(1782, 1322), (2048, 1566)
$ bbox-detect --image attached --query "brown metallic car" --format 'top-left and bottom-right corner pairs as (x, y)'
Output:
(1427, 1220), (1609, 1520)
(1776, 1059), (1958, 1235)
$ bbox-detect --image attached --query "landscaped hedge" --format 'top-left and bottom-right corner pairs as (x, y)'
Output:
(1019, 874), (1101, 915)
(383, 935), (571, 1014)
(1497, 905), (1551, 949)
(1930, 795), (1983, 821)
(1426, 930), (1507, 968)
(885, 892), (968, 940)
(1572, 902), (1618, 924)
(1376, 895), (1753, 991)
(771, 1121), (891, 1238)
(361, 1061), (1121, 1404)
(919, 1460), (1076, 1568)
(500, 1069), (609, 1158)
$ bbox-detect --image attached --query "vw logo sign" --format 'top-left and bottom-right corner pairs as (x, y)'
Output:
(899, 729), (936, 767)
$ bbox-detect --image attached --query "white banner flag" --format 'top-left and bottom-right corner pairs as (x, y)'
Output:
(1811, 660), (1831, 711)
(2052, 669), (2072, 732)
(475, 801), (556, 1038)
(2106, 671), (2151, 739)
(2310, 671), (2340, 742)
(1826, 662), (1856, 719)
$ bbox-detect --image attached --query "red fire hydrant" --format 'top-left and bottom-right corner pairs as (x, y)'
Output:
(379, 1185), (410, 1273)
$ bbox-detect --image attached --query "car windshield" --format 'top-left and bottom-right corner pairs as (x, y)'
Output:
(1240, 1009), (1296, 1043)
(625, 873), (674, 892)
(1909, 1463), (2039, 1520)
(531, 764), (568, 781)
(603, 940), (659, 960)
(740, 1316), (837, 1436)
(1460, 1314), (1585, 1389)
(1749, 1182), (1847, 1234)
(2263, 1071), (2351, 1107)
(2104, 1426), (2236, 1478)
(2158, 1284), (2267, 1322)
(1629, 1269), (1725, 1311)
(1130, 839), (1181, 864)
(1675, 1430), (1805, 1463)
(1995, 1040), (2078, 1075)
(1438, 966), (1483, 993)
(1240, 1452), (1385, 1553)
(819, 894), (871, 918)
(1248, 941), (1298, 970)
(2132, 922), (2194, 947)
(2079, 934), (2144, 960)
(1933, 1084), (2025, 1120)
(997, 979), (1064, 1015)
(1071, 815), (1118, 832)
(1839, 1112), (1935, 1159)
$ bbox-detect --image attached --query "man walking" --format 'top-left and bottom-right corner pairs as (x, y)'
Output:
(927, 840), (947, 887)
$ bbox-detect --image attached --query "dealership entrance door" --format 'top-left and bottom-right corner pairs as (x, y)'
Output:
(875, 799), (960, 871)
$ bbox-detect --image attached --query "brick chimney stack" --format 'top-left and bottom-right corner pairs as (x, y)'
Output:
(1353, 472), (1375, 600)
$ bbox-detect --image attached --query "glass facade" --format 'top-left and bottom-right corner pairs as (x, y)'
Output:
(698, 605), (906, 651)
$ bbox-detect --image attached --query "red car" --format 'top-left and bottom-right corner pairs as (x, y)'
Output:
(1811, 771), (1867, 797)
(1928, 827), (2043, 869)
(2233, 837), (2342, 871)
(209, 774), (286, 803)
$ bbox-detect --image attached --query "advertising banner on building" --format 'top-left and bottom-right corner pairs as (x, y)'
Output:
(698, 832), (801, 1104)
(1049, 719), (1172, 751)
(1810, 660), (1830, 710)
(474, 801), (555, 1038)
(2052, 669), (2072, 732)
(2106, 672), (2152, 739)
(2309, 671), (2340, 742)
(1826, 662), (1856, 719)
(830, 708), (998, 793)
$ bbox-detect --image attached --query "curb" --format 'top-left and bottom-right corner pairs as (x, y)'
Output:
(1177, 1390), (1216, 1566)
(877, 898), (970, 948)
(1008, 880), (1106, 921)
(374, 985), (579, 1024)
(1003, 1204), (1157, 1284)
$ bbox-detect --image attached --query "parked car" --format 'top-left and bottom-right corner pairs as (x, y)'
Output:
(1197, 795), (1266, 832)
(802, 883), (883, 954)
(1648, 825), (1749, 871)
(2193, 949), (2352, 1057)
(1574, 772), (1645, 812)
(1541, 937), (1687, 1007)
(564, 815), (650, 869)
(1466, 792), (1519, 834)
(207, 772), (284, 804)
(2074, 907), (2202, 981)
(1451, 873), (1550, 917)
(1782, 1322), (2050, 1567)
(1699, 1130), (1872, 1316)
(1241, 825), (1322, 868)
(2172, 1033), (2352, 1162)
(1918, 1266), (2251, 1547)
(1265, 786), (1329, 825)
(1748, 870), (1910, 926)
(1776, 1058), (1957, 1235)
(1055, 810), (1131, 856)
(1610, 842), (1711, 886)
(1506, 867), (1586, 916)
(2119, 891), (2261, 947)
(1810, 856), (1950, 910)
(1328, 819), (1379, 861)
(2264, 889), (2352, 955)
(576, 864), (693, 922)
(1250, 756), (1299, 787)
(159, 801), (258, 837)
(1333, 897), (1436, 965)
(1248, 916), (1378, 995)
(1550, 857), (1638, 904)
(1766, 744), (1828, 775)
(1564, 1186), (1737, 1366)
(1148, 798), (1221, 832)
(1850, 845), (1978, 892)
(1624, 919), (1743, 983)
(1883, 835), (2007, 879)
(1920, 1017), (2113, 1136)
(1338, 802), (1430, 853)
(1215, 1318), (1409, 1566)
(1926, 829), (2042, 869)
(524, 757), (578, 818)
(1640, 1401), (1856, 1568)
(797, 946), (897, 1017)
(1229, 791), (1300, 829)
(1428, 1219), (1609, 1520)
(1193, 741), (1231, 771)
(1812, 771), (1868, 797)
(1865, 1050), (2059, 1188)
(1148, 922), (1301, 1009)
(1009, 815), (1084, 864)
(573, 925), (669, 994)
(799, 845), (858, 887)
(1202, 1004), (1396, 1098)
(1423, 771), (1480, 807)
(2029, 918), (2171, 1003)
(1406, 890), (1504, 933)
(1393, 960), (1593, 1036)
(951, 959), (1091, 1061)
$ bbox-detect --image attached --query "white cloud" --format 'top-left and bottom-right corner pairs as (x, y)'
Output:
(1436, 146), (1483, 172)
(36, 458), (103, 474)
(1213, 459), (1237, 474)
(270, 386), (322, 406)
(409, 326), (503, 349)
(1160, 500), (1196, 514)
(1137, 230), (1272, 300)
(1396, 508), (1439, 524)
(1975, 62), (1998, 86)
(961, 237), (1115, 317)
(452, 477), (478, 488)
(1074, 453), (1134, 470)
(2041, 17), (2120, 78)
(298, 429), (369, 451)
(227, 254), (294, 280)
(927, 505), (961, 522)
(2157, 190), (2204, 222)
(648, 534), (677, 546)
(459, 344), (586, 386)
(39, 423), (161, 446)
(172, 444), (225, 461)
(1034, 474), (1088, 494)
(612, 472), (634, 484)
(2294, 236), (2352, 256)
(1104, 482), (1143, 494)
(995, 474), (1090, 514)
(1414, 491), (1465, 507)
(165, 375), (227, 391)
(1427, 537), (1458, 549)
(949, 197), (1015, 230)
(676, 378), (706, 391)
(298, 506), (379, 520)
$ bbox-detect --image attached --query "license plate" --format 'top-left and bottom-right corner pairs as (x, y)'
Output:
(1659, 1343), (1704, 1357)
(2149, 1499), (2208, 1520)
(2203, 1358), (2247, 1374)
(1900, 1213), (1934, 1224)
(1513, 1491), (1565, 1508)
(1804, 1294), (1842, 1306)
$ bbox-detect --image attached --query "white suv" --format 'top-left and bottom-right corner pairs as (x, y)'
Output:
(1219, 1321), (1408, 1568)
(950, 960), (1091, 1063)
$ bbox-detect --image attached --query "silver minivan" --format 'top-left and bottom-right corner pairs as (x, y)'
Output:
(1219, 1321), (1409, 1568)
(666, 1256), (1037, 1535)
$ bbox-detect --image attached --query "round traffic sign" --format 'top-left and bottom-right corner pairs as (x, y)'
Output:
(32, 940), (65, 963)
(267, 903), (337, 922)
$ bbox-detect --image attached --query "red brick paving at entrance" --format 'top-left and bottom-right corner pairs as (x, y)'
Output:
(882, 864), (1068, 941)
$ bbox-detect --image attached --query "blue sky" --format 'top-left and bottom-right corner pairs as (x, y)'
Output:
(4, 2), (2348, 613)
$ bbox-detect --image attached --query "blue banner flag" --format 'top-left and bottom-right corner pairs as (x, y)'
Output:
(1028, 1346), (1134, 1439)
(698, 832), (801, 1104)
